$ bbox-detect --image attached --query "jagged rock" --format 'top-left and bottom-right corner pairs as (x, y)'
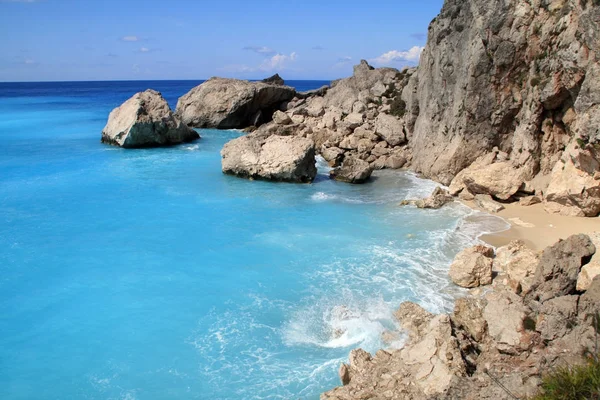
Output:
(221, 133), (316, 182)
(324, 60), (404, 114)
(577, 261), (600, 291)
(261, 73), (284, 86)
(330, 157), (373, 184)
(341, 113), (364, 130)
(320, 146), (345, 167)
(374, 113), (406, 146)
(483, 290), (529, 352)
(578, 276), (600, 321)
(452, 297), (487, 342)
(536, 295), (579, 341)
(415, 187), (454, 209)
(544, 144), (600, 217)
(449, 245), (494, 288)
(528, 234), (596, 303)
(493, 241), (539, 295)
(101, 89), (199, 148)
(272, 110), (292, 125)
(394, 301), (435, 338)
(338, 363), (350, 386)
(474, 194), (505, 213)
(176, 77), (295, 128)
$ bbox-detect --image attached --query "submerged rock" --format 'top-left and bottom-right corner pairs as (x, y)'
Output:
(101, 89), (199, 148)
(176, 78), (295, 129)
(220, 133), (316, 183)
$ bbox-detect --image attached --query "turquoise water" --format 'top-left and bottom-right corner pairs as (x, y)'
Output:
(0, 81), (507, 399)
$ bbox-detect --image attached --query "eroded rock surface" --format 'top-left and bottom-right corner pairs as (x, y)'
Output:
(221, 132), (316, 182)
(176, 78), (295, 129)
(101, 89), (199, 148)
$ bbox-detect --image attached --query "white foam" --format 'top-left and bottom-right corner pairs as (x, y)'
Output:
(183, 144), (200, 151)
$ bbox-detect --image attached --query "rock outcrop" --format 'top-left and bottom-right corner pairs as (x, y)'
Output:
(176, 78), (296, 129)
(323, 234), (599, 399)
(101, 89), (199, 148)
(400, 187), (454, 209)
(330, 157), (373, 184)
(405, 0), (600, 194)
(448, 245), (494, 288)
(261, 73), (285, 86)
(220, 132), (317, 183)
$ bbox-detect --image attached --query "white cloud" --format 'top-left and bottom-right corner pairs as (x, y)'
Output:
(260, 52), (297, 71)
(370, 46), (424, 66)
(243, 46), (276, 56)
(220, 51), (298, 75)
(139, 47), (150, 53)
(121, 36), (139, 42)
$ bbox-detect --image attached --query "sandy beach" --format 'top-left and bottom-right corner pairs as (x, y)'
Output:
(465, 201), (600, 251)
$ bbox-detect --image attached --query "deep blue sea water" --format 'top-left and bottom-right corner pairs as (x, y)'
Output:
(0, 80), (507, 399)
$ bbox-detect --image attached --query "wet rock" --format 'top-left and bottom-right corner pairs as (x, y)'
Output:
(330, 157), (373, 184)
(415, 187), (454, 209)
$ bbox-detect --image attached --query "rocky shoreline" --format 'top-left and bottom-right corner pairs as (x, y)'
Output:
(97, 0), (600, 397)
(321, 232), (600, 399)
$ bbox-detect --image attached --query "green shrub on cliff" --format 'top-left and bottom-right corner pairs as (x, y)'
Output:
(530, 357), (600, 400)
(389, 98), (407, 118)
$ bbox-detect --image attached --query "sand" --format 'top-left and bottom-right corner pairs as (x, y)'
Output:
(464, 201), (600, 251)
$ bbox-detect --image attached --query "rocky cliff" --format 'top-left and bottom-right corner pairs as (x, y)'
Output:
(235, 0), (600, 214)
(405, 0), (600, 215)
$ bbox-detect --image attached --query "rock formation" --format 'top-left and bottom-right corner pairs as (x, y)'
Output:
(176, 77), (296, 129)
(323, 235), (600, 399)
(330, 157), (373, 184)
(448, 245), (494, 288)
(101, 89), (199, 148)
(220, 131), (317, 183)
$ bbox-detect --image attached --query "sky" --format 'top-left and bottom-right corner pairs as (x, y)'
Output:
(0, 0), (444, 82)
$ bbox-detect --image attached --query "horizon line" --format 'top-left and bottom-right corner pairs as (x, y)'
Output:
(0, 78), (333, 84)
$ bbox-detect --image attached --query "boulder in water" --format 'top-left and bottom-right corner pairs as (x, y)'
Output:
(101, 89), (199, 148)
(176, 78), (295, 129)
(221, 132), (317, 183)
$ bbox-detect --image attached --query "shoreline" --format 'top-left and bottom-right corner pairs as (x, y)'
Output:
(461, 200), (600, 251)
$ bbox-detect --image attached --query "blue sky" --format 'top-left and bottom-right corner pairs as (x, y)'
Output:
(0, 0), (444, 81)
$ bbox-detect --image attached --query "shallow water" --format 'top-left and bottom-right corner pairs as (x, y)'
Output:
(0, 81), (508, 399)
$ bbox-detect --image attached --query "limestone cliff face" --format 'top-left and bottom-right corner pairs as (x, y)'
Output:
(405, 0), (600, 187)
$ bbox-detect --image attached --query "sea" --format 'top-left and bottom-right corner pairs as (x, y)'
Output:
(0, 80), (508, 399)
